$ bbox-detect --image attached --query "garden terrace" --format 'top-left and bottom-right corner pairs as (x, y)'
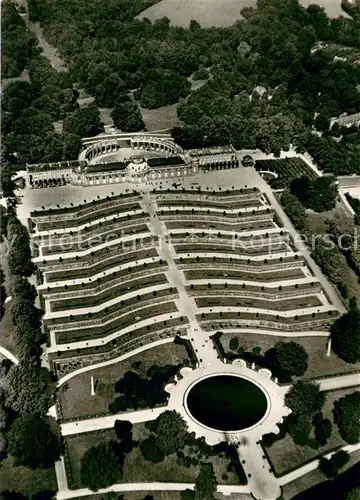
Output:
(39, 237), (158, 279)
(154, 187), (260, 197)
(44, 280), (173, 323)
(176, 254), (305, 268)
(52, 300), (179, 344)
(157, 197), (264, 209)
(173, 241), (290, 256)
(49, 273), (169, 311)
(33, 201), (142, 232)
(199, 309), (339, 331)
(49, 317), (189, 370)
(32, 211), (148, 244)
(183, 267), (309, 283)
(195, 295), (323, 311)
(39, 222), (149, 255)
(164, 218), (275, 232)
(40, 250), (160, 292)
(254, 157), (318, 189)
(30, 192), (140, 218)
(186, 281), (321, 296)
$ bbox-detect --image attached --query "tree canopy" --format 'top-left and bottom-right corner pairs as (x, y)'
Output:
(331, 309), (360, 363)
(150, 410), (188, 456)
(285, 380), (326, 416)
(333, 391), (360, 444)
(319, 450), (350, 479)
(7, 413), (62, 469)
(194, 462), (217, 500)
(273, 341), (309, 377)
(80, 442), (123, 491)
(290, 175), (337, 212)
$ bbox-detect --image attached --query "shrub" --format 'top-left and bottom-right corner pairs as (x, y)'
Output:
(229, 337), (239, 351)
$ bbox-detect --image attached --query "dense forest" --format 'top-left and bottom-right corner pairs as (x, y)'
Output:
(2, 0), (360, 173)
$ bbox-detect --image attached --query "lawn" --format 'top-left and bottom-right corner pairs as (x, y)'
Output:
(0, 457), (57, 497)
(220, 332), (360, 378)
(65, 423), (241, 489)
(138, 102), (180, 131)
(308, 204), (360, 303)
(58, 342), (189, 421)
(281, 452), (360, 500)
(264, 387), (359, 476)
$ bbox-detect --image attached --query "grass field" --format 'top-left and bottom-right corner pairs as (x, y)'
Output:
(65, 423), (241, 489)
(220, 332), (360, 378)
(58, 342), (189, 420)
(264, 387), (359, 476)
(0, 457), (57, 497)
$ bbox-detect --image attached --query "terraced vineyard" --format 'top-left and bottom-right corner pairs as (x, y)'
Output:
(31, 183), (340, 377)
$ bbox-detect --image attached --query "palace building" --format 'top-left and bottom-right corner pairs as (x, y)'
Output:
(26, 131), (239, 189)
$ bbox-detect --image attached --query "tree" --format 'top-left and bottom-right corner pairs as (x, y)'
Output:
(7, 413), (62, 469)
(111, 101), (144, 132)
(285, 380), (326, 416)
(194, 463), (217, 500)
(319, 450), (350, 478)
(63, 107), (104, 138)
(181, 490), (195, 500)
(62, 133), (83, 160)
(314, 415), (332, 446)
(6, 218), (33, 276)
(140, 435), (164, 463)
(347, 489), (360, 500)
(114, 420), (133, 454)
(5, 363), (52, 415)
(281, 190), (310, 234)
(0, 205), (8, 241)
(331, 309), (360, 363)
(151, 410), (188, 456)
(287, 414), (312, 446)
(290, 175), (337, 213)
(333, 391), (360, 444)
(273, 341), (308, 377)
(80, 442), (123, 491)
